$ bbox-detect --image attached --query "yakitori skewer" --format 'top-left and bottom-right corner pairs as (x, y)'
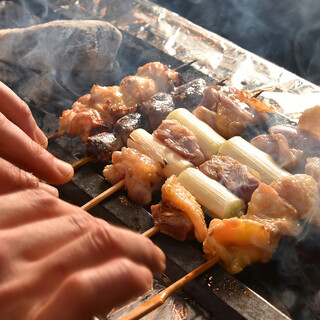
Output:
(81, 180), (125, 211)
(117, 257), (219, 320)
(47, 60), (192, 143)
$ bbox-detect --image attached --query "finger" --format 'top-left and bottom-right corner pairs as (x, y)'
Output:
(33, 258), (153, 320)
(0, 189), (80, 228)
(7, 212), (100, 261)
(0, 157), (58, 196)
(0, 81), (48, 148)
(44, 223), (166, 277)
(0, 113), (73, 185)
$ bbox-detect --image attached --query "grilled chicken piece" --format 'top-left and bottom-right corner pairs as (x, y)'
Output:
(199, 155), (260, 203)
(89, 84), (133, 125)
(103, 147), (164, 206)
(270, 174), (320, 226)
(57, 62), (181, 141)
(59, 105), (105, 142)
(298, 105), (320, 138)
(136, 62), (182, 91)
(119, 76), (157, 110)
(86, 132), (122, 163)
(59, 85), (129, 142)
(244, 183), (300, 236)
(251, 133), (300, 171)
(270, 125), (320, 158)
(203, 218), (279, 274)
(153, 120), (205, 166)
(151, 175), (207, 242)
(193, 85), (268, 139)
(171, 78), (206, 111)
(139, 92), (175, 131)
(113, 113), (144, 145)
(305, 157), (320, 183)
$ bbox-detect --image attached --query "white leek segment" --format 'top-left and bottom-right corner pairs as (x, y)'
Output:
(178, 167), (245, 219)
(127, 128), (193, 177)
(167, 108), (226, 159)
(218, 136), (291, 184)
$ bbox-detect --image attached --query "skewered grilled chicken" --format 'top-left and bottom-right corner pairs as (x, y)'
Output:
(103, 147), (164, 206)
(199, 155), (260, 203)
(251, 106), (320, 171)
(151, 175), (207, 242)
(270, 174), (320, 226)
(56, 62), (181, 142)
(153, 119), (205, 166)
(203, 218), (278, 274)
(193, 85), (270, 139)
(244, 183), (300, 236)
(203, 177), (304, 274)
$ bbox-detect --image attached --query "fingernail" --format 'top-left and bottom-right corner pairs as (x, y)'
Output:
(55, 158), (74, 179)
(35, 128), (48, 148)
(39, 182), (59, 197)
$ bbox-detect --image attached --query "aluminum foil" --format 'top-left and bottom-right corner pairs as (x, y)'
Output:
(42, 0), (320, 117)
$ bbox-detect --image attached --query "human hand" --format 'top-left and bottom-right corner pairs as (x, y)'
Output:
(0, 188), (166, 320)
(0, 81), (73, 185)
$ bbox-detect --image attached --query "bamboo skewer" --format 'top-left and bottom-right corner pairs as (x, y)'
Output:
(48, 130), (64, 142)
(81, 180), (160, 237)
(173, 59), (197, 71)
(72, 156), (92, 169)
(81, 179), (125, 211)
(142, 226), (160, 238)
(118, 257), (219, 320)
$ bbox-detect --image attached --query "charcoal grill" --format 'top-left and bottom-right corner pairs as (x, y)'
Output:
(1, 1), (320, 319)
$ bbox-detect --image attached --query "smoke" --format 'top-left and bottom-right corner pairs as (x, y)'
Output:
(151, 0), (320, 84)
(0, 1), (122, 111)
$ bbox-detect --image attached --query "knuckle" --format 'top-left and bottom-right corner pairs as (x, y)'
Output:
(89, 224), (122, 255)
(17, 170), (39, 189)
(31, 189), (61, 210)
(63, 273), (88, 302)
(65, 213), (94, 235)
(116, 258), (153, 290)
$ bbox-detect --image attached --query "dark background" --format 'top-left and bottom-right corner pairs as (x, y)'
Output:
(151, 0), (320, 85)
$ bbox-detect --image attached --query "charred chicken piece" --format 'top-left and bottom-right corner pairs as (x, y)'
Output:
(244, 183), (300, 236)
(139, 92), (175, 131)
(103, 147), (164, 206)
(270, 174), (320, 226)
(193, 85), (268, 139)
(113, 113), (144, 145)
(171, 78), (207, 111)
(153, 120), (205, 166)
(305, 157), (320, 183)
(151, 175), (207, 242)
(199, 155), (260, 203)
(86, 132), (122, 163)
(203, 218), (279, 274)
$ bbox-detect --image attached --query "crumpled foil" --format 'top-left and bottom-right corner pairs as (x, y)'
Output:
(41, 0), (320, 117)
